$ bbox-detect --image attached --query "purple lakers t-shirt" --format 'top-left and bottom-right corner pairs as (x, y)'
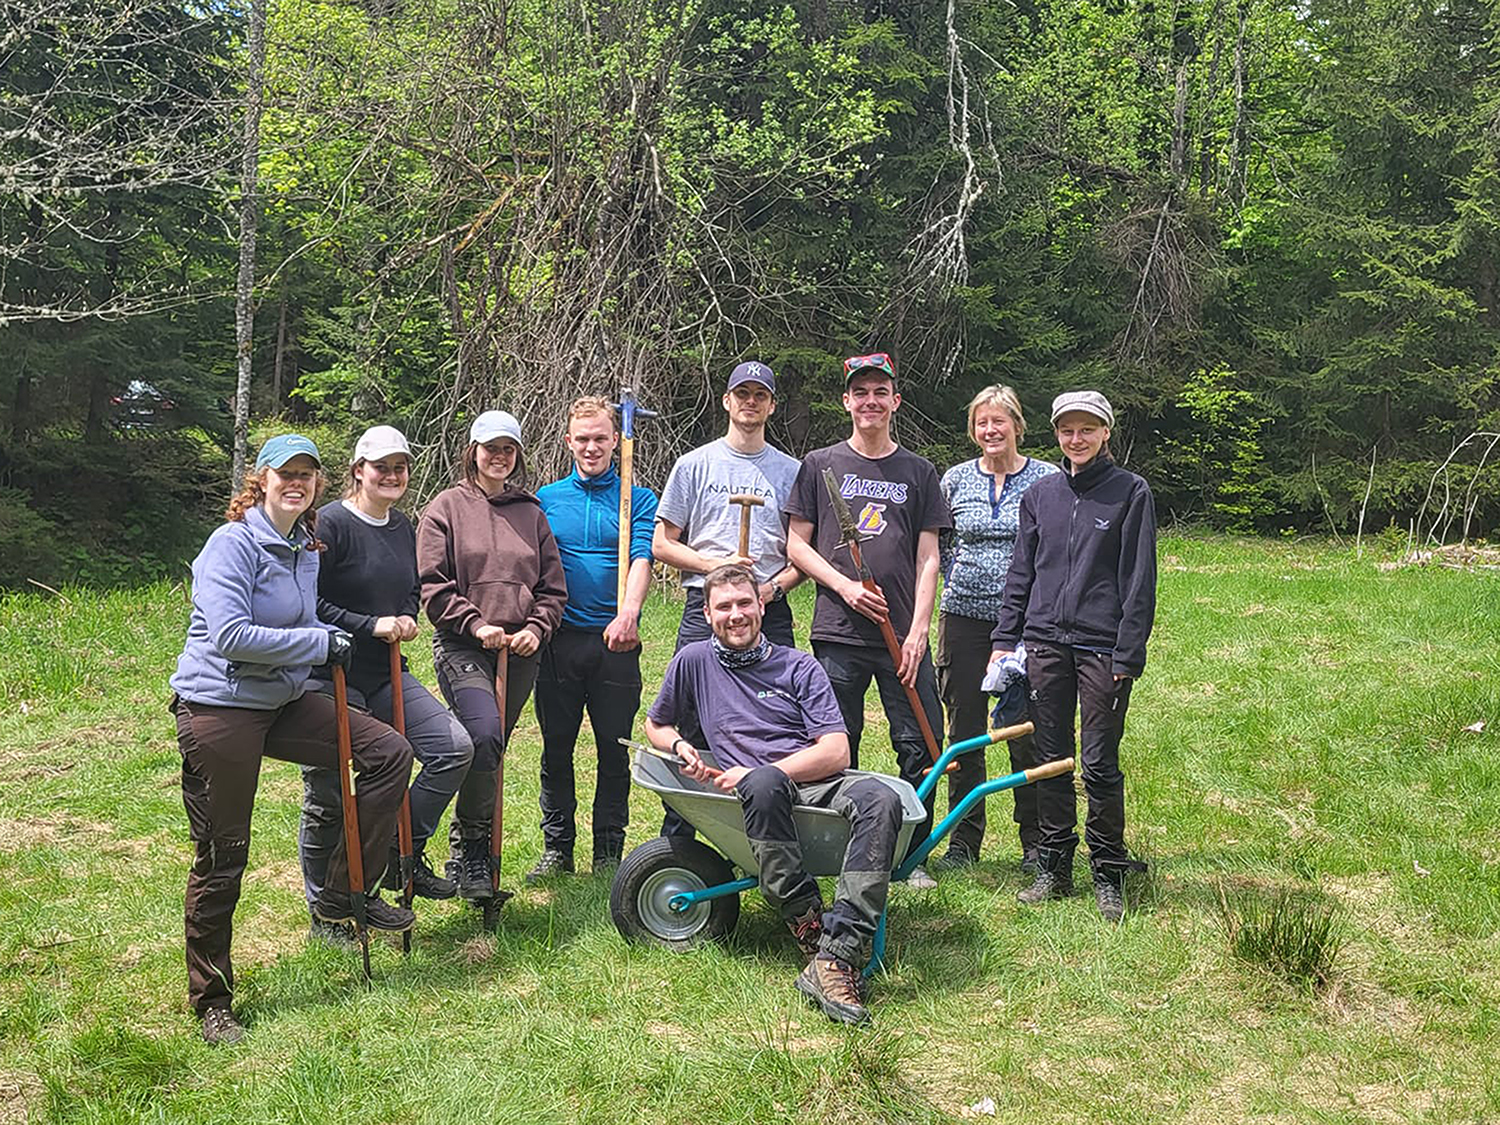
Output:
(785, 442), (951, 647)
(647, 641), (846, 770)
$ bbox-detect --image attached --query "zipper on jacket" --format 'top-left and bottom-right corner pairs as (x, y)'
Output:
(1063, 492), (1079, 644)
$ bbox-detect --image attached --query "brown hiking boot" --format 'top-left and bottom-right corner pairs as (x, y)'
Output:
(786, 905), (824, 959)
(796, 956), (870, 1025)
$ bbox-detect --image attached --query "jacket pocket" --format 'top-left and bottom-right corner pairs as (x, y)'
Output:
(465, 579), (535, 630)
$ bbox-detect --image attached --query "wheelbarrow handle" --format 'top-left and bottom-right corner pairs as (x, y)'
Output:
(1024, 757), (1076, 782)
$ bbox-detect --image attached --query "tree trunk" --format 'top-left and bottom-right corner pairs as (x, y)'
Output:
(1229, 2), (1248, 204)
(231, 0), (268, 488)
(272, 278), (289, 412)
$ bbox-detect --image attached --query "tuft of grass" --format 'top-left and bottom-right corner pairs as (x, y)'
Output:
(1216, 881), (1345, 991)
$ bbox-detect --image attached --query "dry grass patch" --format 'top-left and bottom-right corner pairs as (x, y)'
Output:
(0, 1070), (42, 1125)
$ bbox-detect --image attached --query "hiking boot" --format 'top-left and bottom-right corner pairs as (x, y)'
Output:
(1019, 849), (1040, 877)
(1093, 870), (1125, 924)
(383, 847), (458, 900)
(311, 890), (416, 933)
(525, 849), (575, 883)
(1017, 847), (1073, 904)
(786, 904), (824, 960)
(592, 850), (622, 875)
(905, 864), (937, 890)
(308, 915), (356, 948)
(456, 836), (494, 900)
(796, 956), (870, 1025)
(201, 1006), (245, 1046)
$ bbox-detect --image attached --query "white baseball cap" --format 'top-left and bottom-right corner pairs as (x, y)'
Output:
(1050, 390), (1115, 428)
(351, 425), (412, 464)
(470, 410), (524, 448)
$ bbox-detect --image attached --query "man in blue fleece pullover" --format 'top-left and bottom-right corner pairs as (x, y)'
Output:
(532, 396), (659, 877)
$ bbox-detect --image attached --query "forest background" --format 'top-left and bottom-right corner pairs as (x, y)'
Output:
(4, 0), (1499, 588)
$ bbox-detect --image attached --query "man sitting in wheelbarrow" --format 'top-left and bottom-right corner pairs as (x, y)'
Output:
(645, 563), (903, 1025)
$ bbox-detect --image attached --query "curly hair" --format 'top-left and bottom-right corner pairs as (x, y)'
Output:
(225, 469), (327, 550)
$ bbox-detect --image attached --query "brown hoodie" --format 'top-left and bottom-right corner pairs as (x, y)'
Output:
(417, 482), (568, 643)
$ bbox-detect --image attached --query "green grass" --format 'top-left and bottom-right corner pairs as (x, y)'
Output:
(2, 535), (1498, 1123)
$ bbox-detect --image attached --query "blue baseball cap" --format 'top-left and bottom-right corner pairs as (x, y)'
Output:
(254, 433), (322, 471)
(727, 361), (776, 394)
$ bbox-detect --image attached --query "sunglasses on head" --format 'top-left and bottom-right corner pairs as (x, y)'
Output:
(843, 353), (895, 378)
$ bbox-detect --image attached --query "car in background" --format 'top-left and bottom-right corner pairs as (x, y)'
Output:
(111, 380), (178, 429)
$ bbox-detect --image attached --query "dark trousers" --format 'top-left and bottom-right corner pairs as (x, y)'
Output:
(935, 612), (1039, 861)
(737, 765), (902, 966)
(1025, 642), (1132, 870)
(660, 587), (796, 839)
(299, 672), (475, 906)
(431, 634), (541, 845)
(812, 639), (943, 860)
(534, 627), (640, 859)
(174, 691), (412, 1015)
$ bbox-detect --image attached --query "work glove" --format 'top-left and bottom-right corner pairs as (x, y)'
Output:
(327, 629), (356, 669)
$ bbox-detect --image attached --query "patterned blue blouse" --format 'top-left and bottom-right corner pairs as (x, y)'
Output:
(939, 455), (1061, 621)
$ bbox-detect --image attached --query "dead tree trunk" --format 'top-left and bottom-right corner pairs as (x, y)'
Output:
(231, 0), (267, 487)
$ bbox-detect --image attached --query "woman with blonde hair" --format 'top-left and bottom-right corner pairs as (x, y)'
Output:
(935, 386), (1058, 873)
(169, 434), (413, 1044)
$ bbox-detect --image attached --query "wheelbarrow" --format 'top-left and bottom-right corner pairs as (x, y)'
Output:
(609, 722), (1073, 973)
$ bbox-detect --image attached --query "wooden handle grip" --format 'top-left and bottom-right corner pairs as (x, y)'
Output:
(989, 721), (1035, 742)
(1025, 757), (1075, 783)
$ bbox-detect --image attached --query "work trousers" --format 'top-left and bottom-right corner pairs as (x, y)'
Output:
(173, 691), (411, 1015)
(737, 765), (903, 966)
(660, 588), (796, 839)
(534, 627), (640, 859)
(431, 634), (540, 845)
(1025, 642), (1133, 871)
(812, 640), (942, 862)
(299, 671), (474, 905)
(935, 612), (1039, 861)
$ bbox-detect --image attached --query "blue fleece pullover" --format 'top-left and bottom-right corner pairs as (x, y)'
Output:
(170, 505), (334, 709)
(536, 465), (657, 629)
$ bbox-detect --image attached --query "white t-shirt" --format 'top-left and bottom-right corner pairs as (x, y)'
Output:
(655, 438), (801, 585)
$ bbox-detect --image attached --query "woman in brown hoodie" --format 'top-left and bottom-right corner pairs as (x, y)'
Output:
(418, 410), (567, 899)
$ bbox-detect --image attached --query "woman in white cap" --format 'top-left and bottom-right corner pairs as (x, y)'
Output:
(417, 410), (567, 899)
(935, 385), (1059, 874)
(988, 391), (1157, 922)
(298, 426), (477, 936)
(169, 434), (413, 1044)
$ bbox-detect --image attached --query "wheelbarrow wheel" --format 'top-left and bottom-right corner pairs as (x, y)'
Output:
(610, 836), (740, 949)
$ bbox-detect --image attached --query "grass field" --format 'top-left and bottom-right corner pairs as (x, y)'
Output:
(2, 535), (1498, 1124)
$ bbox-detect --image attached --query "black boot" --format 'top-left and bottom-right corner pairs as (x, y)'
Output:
(457, 836), (493, 901)
(1017, 846), (1074, 904)
(1092, 867), (1126, 923)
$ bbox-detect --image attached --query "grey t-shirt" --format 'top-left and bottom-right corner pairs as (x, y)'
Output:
(655, 438), (801, 586)
(647, 640), (846, 771)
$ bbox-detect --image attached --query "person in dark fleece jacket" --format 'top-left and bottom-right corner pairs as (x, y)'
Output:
(989, 390), (1157, 923)
(298, 426), (475, 938)
(417, 410), (567, 900)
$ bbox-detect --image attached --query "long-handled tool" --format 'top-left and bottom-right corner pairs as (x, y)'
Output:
(614, 386), (658, 604)
(331, 663), (372, 981)
(483, 647), (514, 930)
(617, 736), (723, 780)
(389, 640), (415, 954)
(728, 493), (765, 559)
(820, 468), (944, 765)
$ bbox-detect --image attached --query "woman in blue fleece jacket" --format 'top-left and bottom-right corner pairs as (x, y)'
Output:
(169, 434), (413, 1045)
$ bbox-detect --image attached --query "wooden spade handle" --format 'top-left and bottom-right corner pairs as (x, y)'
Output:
(1025, 757), (1076, 783)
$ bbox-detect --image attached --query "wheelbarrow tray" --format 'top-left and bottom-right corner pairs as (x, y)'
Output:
(631, 749), (926, 877)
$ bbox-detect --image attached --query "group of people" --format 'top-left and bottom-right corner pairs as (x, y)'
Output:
(168, 353), (1157, 1040)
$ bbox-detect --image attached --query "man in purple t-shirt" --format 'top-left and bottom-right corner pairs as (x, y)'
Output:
(646, 564), (903, 1025)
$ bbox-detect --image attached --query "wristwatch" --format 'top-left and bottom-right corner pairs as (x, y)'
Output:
(768, 579), (785, 602)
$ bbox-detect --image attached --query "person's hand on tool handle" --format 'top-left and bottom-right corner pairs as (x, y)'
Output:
(474, 623), (508, 650)
(712, 765), (751, 793)
(374, 615), (419, 642)
(838, 576), (889, 623)
(897, 628), (927, 688)
(326, 629), (356, 668)
(673, 740), (715, 782)
(507, 625), (542, 657)
(602, 612), (640, 653)
(700, 551), (755, 571)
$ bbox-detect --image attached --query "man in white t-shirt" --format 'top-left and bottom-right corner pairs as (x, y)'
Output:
(653, 360), (805, 838)
(653, 361), (804, 650)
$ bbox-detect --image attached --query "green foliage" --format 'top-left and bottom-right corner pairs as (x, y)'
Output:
(1153, 368), (1275, 530)
(1216, 883), (1346, 992)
